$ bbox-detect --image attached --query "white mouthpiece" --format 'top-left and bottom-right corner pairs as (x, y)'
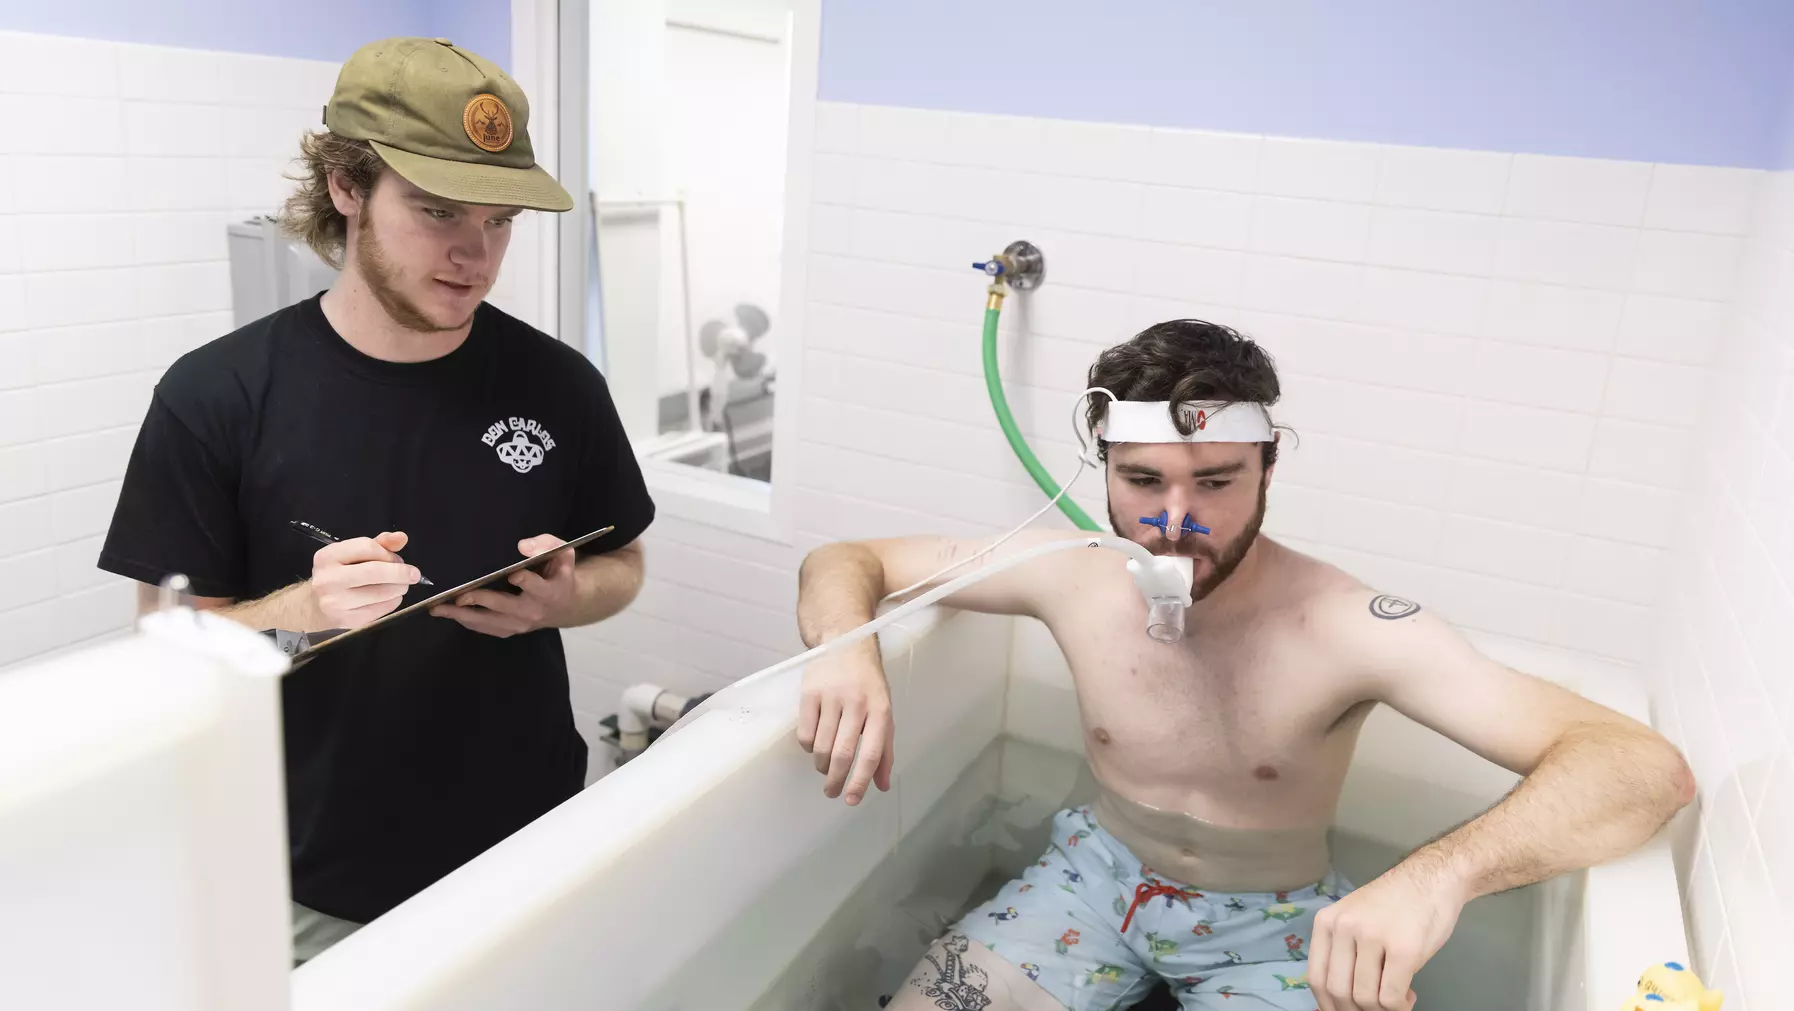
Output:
(1127, 555), (1194, 606)
(1128, 555), (1194, 642)
(1128, 555), (1192, 643)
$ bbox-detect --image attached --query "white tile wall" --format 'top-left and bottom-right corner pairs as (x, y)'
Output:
(1644, 165), (1761, 236)
(1373, 146), (1511, 214)
(1647, 164), (1794, 1011)
(0, 31), (540, 670)
(573, 99), (1765, 776)
(1503, 154), (1654, 227)
(1493, 217), (1641, 289)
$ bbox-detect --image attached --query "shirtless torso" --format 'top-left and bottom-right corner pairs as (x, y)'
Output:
(1042, 534), (1371, 834)
(803, 526), (1417, 1010)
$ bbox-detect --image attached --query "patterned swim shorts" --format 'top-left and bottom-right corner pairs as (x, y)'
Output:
(951, 806), (1352, 1010)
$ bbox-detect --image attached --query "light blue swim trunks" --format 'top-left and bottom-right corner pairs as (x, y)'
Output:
(953, 806), (1352, 1010)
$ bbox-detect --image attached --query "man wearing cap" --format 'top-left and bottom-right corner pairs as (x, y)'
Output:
(99, 38), (655, 964)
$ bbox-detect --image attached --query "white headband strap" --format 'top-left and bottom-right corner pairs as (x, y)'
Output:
(1099, 400), (1273, 443)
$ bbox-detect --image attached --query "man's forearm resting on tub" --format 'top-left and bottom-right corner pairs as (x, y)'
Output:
(796, 542), (885, 647)
(555, 541), (645, 628)
(1399, 722), (1694, 900)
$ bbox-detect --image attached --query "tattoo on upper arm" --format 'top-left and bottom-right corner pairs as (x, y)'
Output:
(1369, 594), (1421, 619)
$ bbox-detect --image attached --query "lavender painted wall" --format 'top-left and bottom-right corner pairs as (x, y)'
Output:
(0, 0), (510, 70)
(431, 2), (514, 73)
(820, 0), (1794, 169)
(1775, 71), (1794, 170)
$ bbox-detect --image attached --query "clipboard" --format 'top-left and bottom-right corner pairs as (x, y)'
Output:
(283, 524), (615, 668)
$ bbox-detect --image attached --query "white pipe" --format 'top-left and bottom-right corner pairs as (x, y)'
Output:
(616, 682), (668, 762)
(617, 683), (664, 737)
(651, 692), (691, 725)
(616, 683), (701, 764)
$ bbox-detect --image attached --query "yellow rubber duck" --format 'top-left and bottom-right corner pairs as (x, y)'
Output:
(1623, 961), (1722, 1011)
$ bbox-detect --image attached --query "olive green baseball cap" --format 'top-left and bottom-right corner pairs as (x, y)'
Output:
(323, 36), (573, 212)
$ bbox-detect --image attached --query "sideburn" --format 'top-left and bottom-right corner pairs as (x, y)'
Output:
(354, 210), (448, 333)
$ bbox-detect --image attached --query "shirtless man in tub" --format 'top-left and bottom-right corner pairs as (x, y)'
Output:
(792, 320), (1693, 1011)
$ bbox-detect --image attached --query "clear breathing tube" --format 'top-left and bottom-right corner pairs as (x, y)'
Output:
(716, 534), (1192, 700)
(883, 388), (1118, 605)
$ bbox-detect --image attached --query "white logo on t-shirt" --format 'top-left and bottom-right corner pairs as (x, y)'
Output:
(482, 417), (556, 474)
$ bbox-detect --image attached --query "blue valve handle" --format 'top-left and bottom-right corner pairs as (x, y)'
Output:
(974, 259), (1006, 277)
(1138, 510), (1211, 537)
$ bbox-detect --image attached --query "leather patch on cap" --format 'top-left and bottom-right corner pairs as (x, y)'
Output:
(463, 93), (514, 153)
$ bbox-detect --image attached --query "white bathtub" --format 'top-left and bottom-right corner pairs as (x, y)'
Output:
(293, 607), (1689, 1011)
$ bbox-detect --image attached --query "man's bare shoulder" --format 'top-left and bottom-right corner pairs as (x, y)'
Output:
(1255, 539), (1385, 607)
(1287, 567), (1495, 703)
(987, 526), (1173, 622)
(1267, 541), (1434, 643)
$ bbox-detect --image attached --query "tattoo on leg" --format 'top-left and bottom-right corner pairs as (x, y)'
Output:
(1369, 594), (1420, 619)
(907, 934), (992, 1010)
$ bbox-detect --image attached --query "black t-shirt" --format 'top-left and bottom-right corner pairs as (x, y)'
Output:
(99, 293), (654, 923)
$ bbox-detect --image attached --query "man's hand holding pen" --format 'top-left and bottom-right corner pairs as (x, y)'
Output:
(305, 531), (424, 631)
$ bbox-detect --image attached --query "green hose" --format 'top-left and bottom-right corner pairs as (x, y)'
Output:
(981, 301), (1102, 531)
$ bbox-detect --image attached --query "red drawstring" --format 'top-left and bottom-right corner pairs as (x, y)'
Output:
(1121, 880), (1196, 933)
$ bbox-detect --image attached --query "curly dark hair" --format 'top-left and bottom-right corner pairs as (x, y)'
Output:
(1084, 319), (1288, 469)
(276, 130), (387, 270)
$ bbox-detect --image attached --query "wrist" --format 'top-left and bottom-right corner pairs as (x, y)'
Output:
(816, 622), (878, 650)
(1395, 843), (1478, 905)
(294, 581), (333, 634)
(541, 598), (578, 630)
(547, 563), (607, 629)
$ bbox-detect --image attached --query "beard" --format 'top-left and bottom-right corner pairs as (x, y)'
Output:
(1109, 477), (1267, 601)
(355, 212), (473, 334)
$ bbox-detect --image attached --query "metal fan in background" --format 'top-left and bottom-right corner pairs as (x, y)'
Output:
(697, 303), (773, 432)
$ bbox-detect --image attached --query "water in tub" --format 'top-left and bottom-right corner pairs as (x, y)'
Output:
(749, 736), (1535, 1011)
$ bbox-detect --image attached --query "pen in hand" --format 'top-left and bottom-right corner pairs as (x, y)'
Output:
(289, 520), (435, 587)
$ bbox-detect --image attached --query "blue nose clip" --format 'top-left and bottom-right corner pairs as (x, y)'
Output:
(1138, 510), (1210, 537)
